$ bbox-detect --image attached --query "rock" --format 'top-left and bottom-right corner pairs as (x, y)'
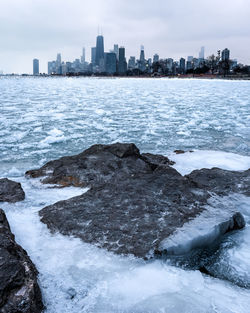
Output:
(174, 150), (194, 154)
(141, 153), (175, 166)
(0, 179), (25, 203)
(27, 143), (249, 259)
(0, 209), (43, 313)
(186, 168), (250, 196)
(26, 143), (156, 188)
(174, 150), (185, 154)
(39, 164), (208, 258)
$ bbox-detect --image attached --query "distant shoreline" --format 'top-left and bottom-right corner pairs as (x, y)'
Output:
(1, 74), (250, 81)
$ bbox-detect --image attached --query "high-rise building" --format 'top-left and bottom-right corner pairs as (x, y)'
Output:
(73, 59), (81, 72)
(105, 52), (117, 74)
(153, 54), (159, 63)
(81, 47), (85, 64)
(128, 56), (136, 70)
(222, 48), (230, 61)
(95, 35), (104, 66)
(61, 62), (67, 75)
(199, 46), (205, 59)
(179, 58), (186, 73)
(187, 56), (193, 62)
(33, 59), (39, 75)
(166, 58), (174, 72)
(140, 45), (145, 62)
(118, 47), (127, 74)
(48, 61), (56, 75)
(91, 47), (96, 65)
(48, 62), (52, 75)
(139, 45), (146, 72)
(186, 61), (193, 71)
(114, 44), (119, 60)
(56, 53), (62, 74)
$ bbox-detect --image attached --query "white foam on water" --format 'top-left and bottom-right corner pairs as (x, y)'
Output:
(170, 150), (250, 175)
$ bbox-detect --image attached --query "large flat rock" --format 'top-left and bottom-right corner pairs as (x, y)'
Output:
(0, 178), (25, 203)
(0, 209), (43, 313)
(27, 143), (249, 258)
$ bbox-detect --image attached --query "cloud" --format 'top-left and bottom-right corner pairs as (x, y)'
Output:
(0, 0), (249, 73)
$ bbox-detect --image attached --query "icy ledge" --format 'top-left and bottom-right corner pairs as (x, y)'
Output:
(157, 197), (246, 256)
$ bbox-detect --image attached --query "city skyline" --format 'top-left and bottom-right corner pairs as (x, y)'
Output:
(0, 0), (250, 74)
(45, 35), (240, 77)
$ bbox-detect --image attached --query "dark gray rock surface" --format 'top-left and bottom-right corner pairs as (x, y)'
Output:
(0, 179), (25, 203)
(27, 143), (249, 258)
(0, 209), (43, 313)
(187, 168), (250, 196)
(26, 143), (174, 188)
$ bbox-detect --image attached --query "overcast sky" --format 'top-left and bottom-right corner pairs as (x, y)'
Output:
(1, 0), (250, 73)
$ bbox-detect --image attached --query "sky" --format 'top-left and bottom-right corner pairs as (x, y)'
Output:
(0, 0), (250, 74)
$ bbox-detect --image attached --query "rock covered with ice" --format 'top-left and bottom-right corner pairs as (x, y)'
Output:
(26, 143), (249, 258)
(0, 178), (25, 203)
(0, 209), (43, 313)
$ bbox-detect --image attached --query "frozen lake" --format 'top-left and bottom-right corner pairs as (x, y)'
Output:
(0, 77), (250, 312)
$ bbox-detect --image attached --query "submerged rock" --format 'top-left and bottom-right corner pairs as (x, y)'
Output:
(0, 209), (43, 313)
(0, 178), (25, 203)
(27, 143), (249, 258)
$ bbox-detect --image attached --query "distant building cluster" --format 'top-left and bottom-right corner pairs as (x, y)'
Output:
(31, 35), (250, 77)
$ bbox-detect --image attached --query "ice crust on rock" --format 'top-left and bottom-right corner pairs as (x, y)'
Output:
(158, 197), (245, 255)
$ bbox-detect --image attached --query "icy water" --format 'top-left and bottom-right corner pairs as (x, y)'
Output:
(0, 77), (250, 312)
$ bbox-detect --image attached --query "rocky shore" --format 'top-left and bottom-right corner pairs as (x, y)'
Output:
(0, 208), (43, 313)
(26, 143), (249, 258)
(1, 142), (249, 311)
(0, 178), (43, 313)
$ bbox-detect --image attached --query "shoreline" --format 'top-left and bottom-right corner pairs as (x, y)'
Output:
(1, 74), (250, 81)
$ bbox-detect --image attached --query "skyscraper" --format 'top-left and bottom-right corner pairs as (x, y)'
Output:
(179, 58), (186, 74)
(56, 53), (62, 74)
(81, 47), (85, 64)
(140, 45), (145, 62)
(118, 47), (127, 74)
(128, 56), (136, 70)
(91, 47), (96, 65)
(95, 35), (104, 66)
(105, 52), (117, 74)
(153, 54), (159, 63)
(139, 45), (146, 72)
(222, 48), (230, 61)
(114, 44), (119, 60)
(33, 59), (39, 75)
(199, 46), (205, 59)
